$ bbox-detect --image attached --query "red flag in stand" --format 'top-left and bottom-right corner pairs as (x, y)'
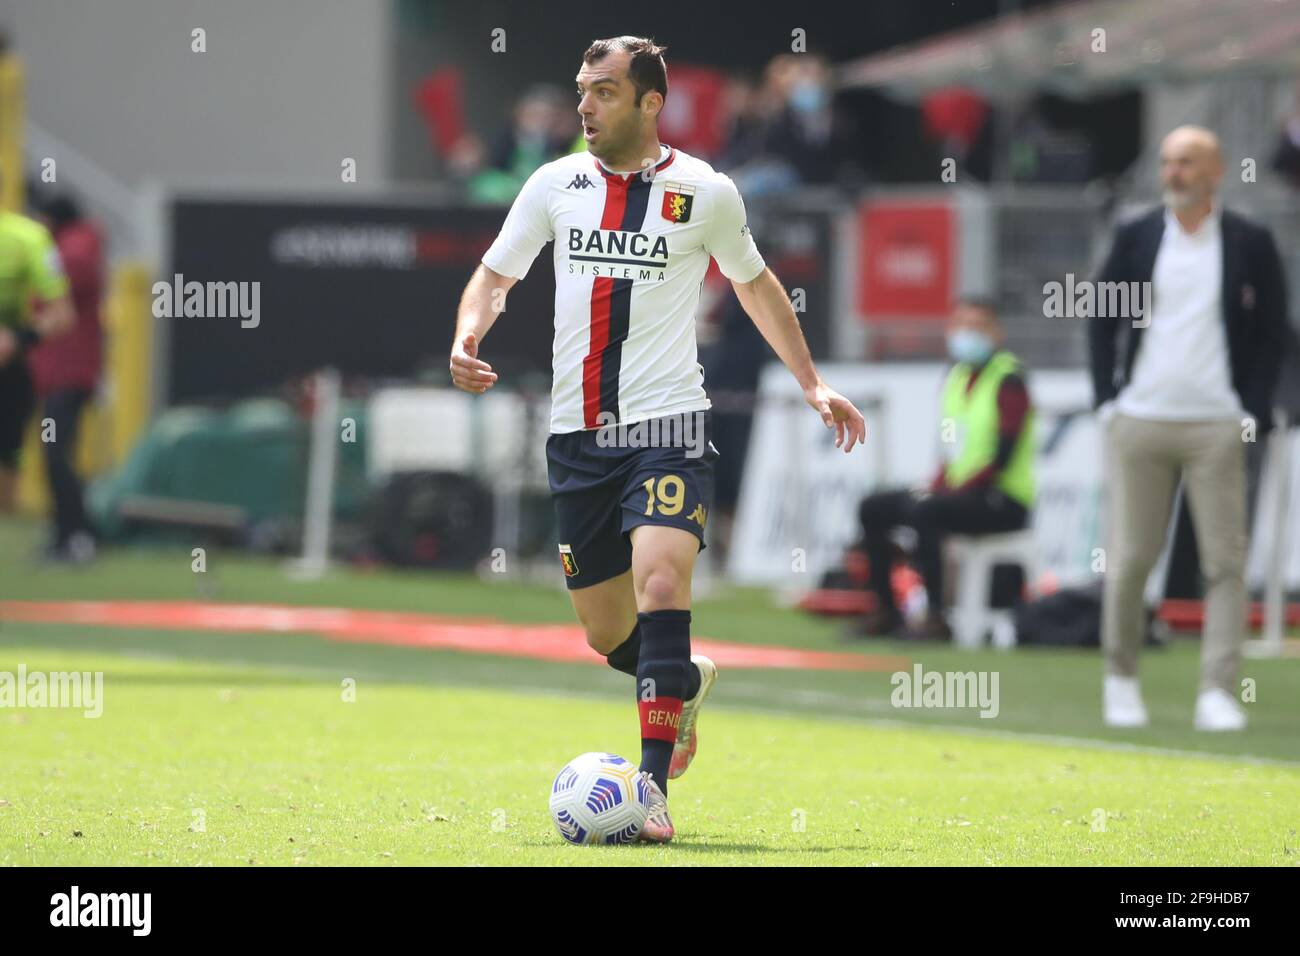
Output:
(414, 67), (466, 156)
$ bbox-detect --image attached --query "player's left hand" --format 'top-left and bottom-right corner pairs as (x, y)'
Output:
(449, 332), (498, 394)
(804, 382), (866, 453)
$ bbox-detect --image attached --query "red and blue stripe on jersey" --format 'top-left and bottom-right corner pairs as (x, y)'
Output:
(582, 149), (676, 429)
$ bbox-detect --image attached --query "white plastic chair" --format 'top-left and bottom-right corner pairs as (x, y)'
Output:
(946, 530), (1037, 649)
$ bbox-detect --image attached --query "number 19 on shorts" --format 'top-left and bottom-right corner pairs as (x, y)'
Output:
(642, 475), (685, 516)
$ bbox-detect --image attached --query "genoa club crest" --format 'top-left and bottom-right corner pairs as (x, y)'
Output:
(661, 183), (695, 223)
(558, 544), (579, 578)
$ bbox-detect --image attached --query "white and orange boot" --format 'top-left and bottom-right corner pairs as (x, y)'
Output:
(669, 655), (718, 779)
(637, 772), (675, 843)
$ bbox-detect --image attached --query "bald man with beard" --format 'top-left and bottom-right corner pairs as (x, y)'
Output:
(1089, 125), (1289, 732)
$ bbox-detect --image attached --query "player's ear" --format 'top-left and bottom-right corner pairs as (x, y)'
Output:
(642, 91), (663, 120)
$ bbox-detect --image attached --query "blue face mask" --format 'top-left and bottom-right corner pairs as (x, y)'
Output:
(789, 81), (826, 115)
(947, 329), (995, 365)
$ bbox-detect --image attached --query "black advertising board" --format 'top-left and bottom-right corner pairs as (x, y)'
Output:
(164, 193), (832, 404)
(164, 197), (557, 403)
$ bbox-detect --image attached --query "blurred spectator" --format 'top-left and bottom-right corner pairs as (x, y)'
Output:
(727, 54), (866, 196)
(1263, 85), (1300, 428)
(717, 74), (767, 169)
(1270, 86), (1300, 190)
(923, 86), (989, 179)
(468, 85), (573, 203)
(0, 169), (74, 515)
(27, 191), (103, 562)
(445, 131), (488, 183)
(853, 299), (1036, 642)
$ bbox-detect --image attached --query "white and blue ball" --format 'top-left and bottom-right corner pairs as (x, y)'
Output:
(548, 752), (650, 845)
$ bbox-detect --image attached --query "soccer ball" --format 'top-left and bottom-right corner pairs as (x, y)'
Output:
(549, 752), (650, 845)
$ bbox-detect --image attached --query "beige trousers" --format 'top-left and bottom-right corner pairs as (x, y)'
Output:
(1102, 412), (1248, 692)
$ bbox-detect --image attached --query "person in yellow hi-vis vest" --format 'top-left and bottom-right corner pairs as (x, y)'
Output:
(0, 171), (75, 514)
(854, 298), (1036, 641)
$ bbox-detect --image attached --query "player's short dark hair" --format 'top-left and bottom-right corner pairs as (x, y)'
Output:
(956, 295), (1000, 321)
(582, 36), (668, 107)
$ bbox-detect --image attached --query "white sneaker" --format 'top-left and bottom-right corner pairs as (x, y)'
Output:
(1103, 675), (1149, 727)
(1194, 687), (1247, 732)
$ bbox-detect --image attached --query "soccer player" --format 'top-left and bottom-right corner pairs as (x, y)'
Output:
(449, 36), (866, 842)
(0, 174), (75, 514)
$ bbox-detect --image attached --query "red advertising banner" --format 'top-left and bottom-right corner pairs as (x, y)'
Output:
(656, 64), (727, 159)
(858, 201), (954, 319)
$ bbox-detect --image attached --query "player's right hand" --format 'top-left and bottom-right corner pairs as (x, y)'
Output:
(449, 332), (498, 393)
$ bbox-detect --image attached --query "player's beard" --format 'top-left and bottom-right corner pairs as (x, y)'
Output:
(588, 111), (641, 166)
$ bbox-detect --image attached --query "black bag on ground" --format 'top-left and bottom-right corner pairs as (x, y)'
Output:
(1014, 583), (1164, 648)
(368, 471), (493, 569)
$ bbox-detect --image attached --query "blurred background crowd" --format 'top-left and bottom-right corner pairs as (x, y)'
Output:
(1, 0), (1299, 657)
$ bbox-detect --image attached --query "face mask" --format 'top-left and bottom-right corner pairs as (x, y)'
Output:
(789, 81), (826, 115)
(947, 329), (995, 365)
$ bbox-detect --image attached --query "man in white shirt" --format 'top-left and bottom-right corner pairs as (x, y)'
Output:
(448, 36), (866, 841)
(1089, 125), (1288, 732)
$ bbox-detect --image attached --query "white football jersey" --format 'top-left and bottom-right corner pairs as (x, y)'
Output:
(481, 144), (765, 434)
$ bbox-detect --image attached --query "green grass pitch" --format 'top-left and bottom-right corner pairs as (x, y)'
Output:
(1, 520), (1298, 865)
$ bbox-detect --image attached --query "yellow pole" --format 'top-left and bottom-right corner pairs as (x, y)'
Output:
(0, 53), (23, 211)
(105, 261), (154, 464)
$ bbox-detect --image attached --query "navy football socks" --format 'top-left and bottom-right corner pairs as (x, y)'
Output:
(608, 621), (701, 699)
(605, 624), (641, 676)
(635, 609), (693, 795)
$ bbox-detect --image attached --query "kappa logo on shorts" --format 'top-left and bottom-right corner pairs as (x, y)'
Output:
(688, 503), (707, 529)
(558, 543), (580, 577)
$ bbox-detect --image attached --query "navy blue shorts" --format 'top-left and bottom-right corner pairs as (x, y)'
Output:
(546, 410), (718, 590)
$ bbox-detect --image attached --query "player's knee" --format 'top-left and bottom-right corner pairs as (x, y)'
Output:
(638, 566), (687, 610)
(1200, 542), (1247, 583)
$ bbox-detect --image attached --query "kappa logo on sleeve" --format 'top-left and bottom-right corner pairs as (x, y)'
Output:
(558, 544), (580, 577)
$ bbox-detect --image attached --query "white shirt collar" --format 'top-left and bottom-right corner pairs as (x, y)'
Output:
(1163, 199), (1221, 239)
